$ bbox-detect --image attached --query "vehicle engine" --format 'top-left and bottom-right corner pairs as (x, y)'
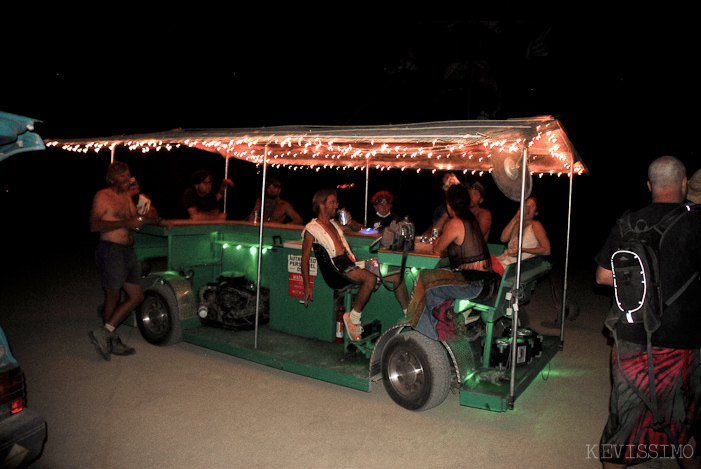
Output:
(197, 276), (270, 330)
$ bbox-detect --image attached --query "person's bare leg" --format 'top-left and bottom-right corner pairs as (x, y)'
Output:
(105, 283), (143, 328)
(346, 269), (376, 313)
(102, 288), (121, 324)
(103, 283), (143, 356)
(91, 288), (125, 360)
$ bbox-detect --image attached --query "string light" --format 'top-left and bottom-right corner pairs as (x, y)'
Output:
(45, 119), (585, 176)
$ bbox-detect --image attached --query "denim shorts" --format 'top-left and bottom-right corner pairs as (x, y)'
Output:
(95, 240), (141, 290)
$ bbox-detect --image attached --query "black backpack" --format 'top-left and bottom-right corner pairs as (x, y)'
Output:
(605, 204), (696, 333)
(605, 203), (698, 447)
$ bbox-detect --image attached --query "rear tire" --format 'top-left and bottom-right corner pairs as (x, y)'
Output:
(381, 331), (451, 411)
(137, 284), (181, 345)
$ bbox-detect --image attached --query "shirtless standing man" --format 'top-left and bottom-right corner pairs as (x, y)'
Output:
(88, 161), (149, 360)
(301, 188), (408, 341)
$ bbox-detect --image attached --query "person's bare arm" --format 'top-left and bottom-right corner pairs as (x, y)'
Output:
(283, 201), (303, 225)
(596, 266), (614, 286)
(478, 209), (492, 241)
(432, 217), (459, 257)
(246, 199), (262, 222)
(187, 207), (226, 221)
(501, 213), (519, 243)
(301, 231), (314, 306)
(215, 178), (234, 201)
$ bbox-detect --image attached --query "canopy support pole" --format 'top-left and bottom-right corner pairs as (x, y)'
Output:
(364, 161), (370, 227)
(223, 157), (230, 214)
(559, 170), (574, 347)
(508, 147), (529, 410)
(254, 146), (269, 349)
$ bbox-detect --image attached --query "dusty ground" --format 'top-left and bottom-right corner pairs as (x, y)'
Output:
(2, 240), (626, 468)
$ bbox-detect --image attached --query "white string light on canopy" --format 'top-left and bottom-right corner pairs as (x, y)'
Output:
(45, 116), (587, 178)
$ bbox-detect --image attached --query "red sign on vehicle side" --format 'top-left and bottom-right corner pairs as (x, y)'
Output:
(288, 272), (312, 298)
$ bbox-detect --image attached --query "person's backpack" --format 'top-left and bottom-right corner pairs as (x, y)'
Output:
(605, 204), (695, 333)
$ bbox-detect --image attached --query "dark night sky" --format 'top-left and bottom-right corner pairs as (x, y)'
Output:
(2, 16), (699, 267)
(8, 18), (695, 137)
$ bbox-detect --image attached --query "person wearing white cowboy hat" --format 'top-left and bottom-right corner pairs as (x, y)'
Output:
(687, 168), (701, 204)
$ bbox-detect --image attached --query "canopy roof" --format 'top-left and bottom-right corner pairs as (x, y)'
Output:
(46, 116), (586, 176)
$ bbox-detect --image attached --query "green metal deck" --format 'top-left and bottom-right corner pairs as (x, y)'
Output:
(180, 318), (559, 410)
(181, 319), (372, 391)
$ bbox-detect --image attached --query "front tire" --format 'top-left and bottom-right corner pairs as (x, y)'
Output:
(137, 284), (181, 345)
(381, 331), (451, 411)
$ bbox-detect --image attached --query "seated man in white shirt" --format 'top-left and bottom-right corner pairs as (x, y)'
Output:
(300, 188), (408, 341)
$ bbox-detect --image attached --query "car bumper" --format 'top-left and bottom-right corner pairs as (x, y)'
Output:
(0, 408), (47, 468)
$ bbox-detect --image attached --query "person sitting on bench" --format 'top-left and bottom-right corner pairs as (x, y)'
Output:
(409, 184), (498, 340)
(300, 188), (409, 341)
(496, 196), (551, 269)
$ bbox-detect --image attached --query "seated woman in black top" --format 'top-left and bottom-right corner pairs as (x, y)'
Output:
(407, 184), (495, 340)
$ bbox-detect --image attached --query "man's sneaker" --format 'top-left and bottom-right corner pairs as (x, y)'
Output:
(110, 332), (136, 356)
(88, 327), (111, 361)
(343, 312), (363, 341)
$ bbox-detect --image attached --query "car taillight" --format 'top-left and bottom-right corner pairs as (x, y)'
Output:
(0, 366), (26, 416)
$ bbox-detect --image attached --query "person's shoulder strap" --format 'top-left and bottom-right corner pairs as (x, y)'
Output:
(656, 203), (692, 228)
(660, 204), (699, 307)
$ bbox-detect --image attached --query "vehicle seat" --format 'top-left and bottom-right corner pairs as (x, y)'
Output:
(312, 243), (378, 355)
(312, 243), (361, 291)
